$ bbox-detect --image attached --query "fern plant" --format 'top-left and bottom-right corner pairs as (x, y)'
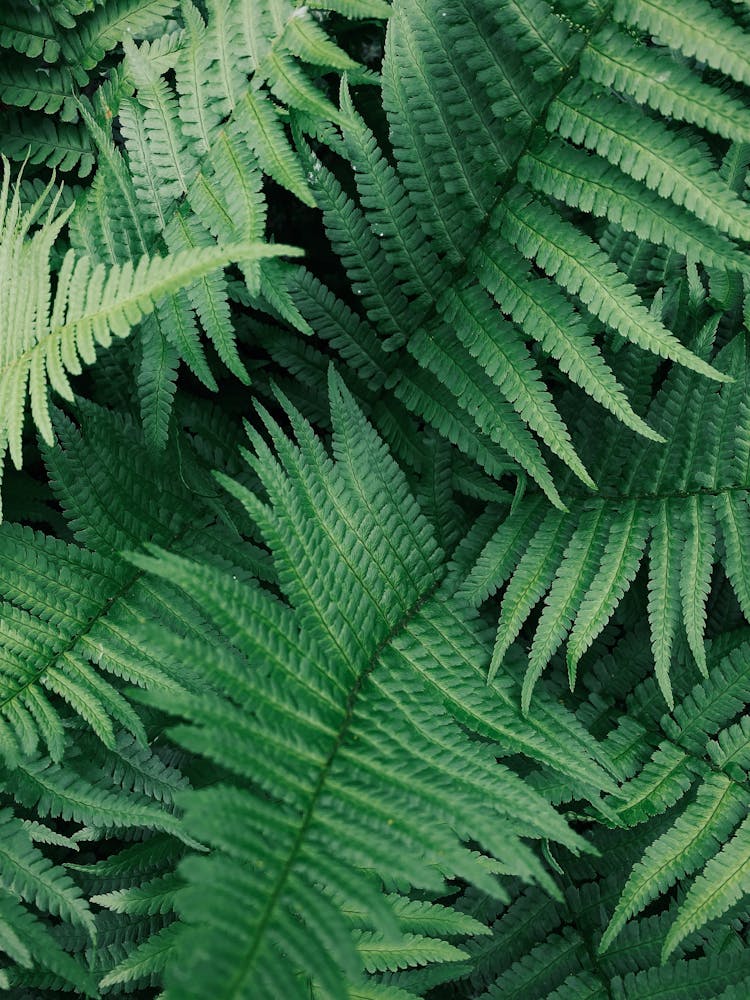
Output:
(2, 0), (750, 997)
(0, 152), (300, 503)
(463, 313), (750, 712)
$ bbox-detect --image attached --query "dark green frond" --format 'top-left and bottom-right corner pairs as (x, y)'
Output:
(127, 374), (607, 998)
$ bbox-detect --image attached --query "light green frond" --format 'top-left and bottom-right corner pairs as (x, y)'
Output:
(174, 0), (220, 156)
(305, 146), (411, 345)
(377, 896), (491, 939)
(83, 730), (189, 806)
(119, 95), (172, 232)
(67, 833), (185, 890)
(0, 158), (298, 483)
(76, 100), (151, 254)
(264, 48), (344, 123)
(124, 34), (199, 197)
(348, 986), (421, 1000)
(152, 286), (216, 393)
(200, 0), (251, 113)
(0, 404), (256, 792)
(188, 123), (267, 295)
(66, 0), (179, 72)
(288, 268), (392, 387)
(340, 84), (444, 304)
(380, 3), (489, 261)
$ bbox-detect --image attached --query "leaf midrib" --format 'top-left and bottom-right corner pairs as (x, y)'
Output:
(225, 575), (443, 997)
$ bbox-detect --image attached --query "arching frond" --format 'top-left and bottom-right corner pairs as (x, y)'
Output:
(282, 0), (749, 507)
(126, 373), (610, 998)
(591, 631), (750, 964)
(2, 0), (750, 995)
(0, 156), (299, 501)
(467, 326), (750, 710)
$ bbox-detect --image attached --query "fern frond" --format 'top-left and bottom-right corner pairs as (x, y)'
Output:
(0, 400), (256, 797)
(469, 324), (750, 707)
(0, 157), (299, 494)
(0, 58), (80, 121)
(173, 0), (222, 156)
(5, 754), (189, 843)
(126, 372), (609, 998)
(96, 919), (181, 987)
(0, 808), (93, 936)
(240, 84), (318, 206)
(582, 23), (750, 142)
(124, 34), (199, 198)
(519, 138), (750, 274)
(0, 890), (98, 995)
(282, 7), (361, 71)
(287, 0), (750, 509)
(613, 0), (750, 86)
(2, 0), (750, 994)
(552, 80), (750, 238)
(495, 188), (727, 386)
(662, 814), (750, 959)
(308, 0), (392, 15)
(608, 952), (750, 1000)
(0, 110), (95, 176)
(477, 927), (587, 1000)
(65, 0), (179, 72)
(584, 625), (750, 966)
(0, 6), (61, 62)
(601, 773), (746, 953)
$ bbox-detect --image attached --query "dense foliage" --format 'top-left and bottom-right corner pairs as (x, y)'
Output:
(2, 0), (750, 996)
